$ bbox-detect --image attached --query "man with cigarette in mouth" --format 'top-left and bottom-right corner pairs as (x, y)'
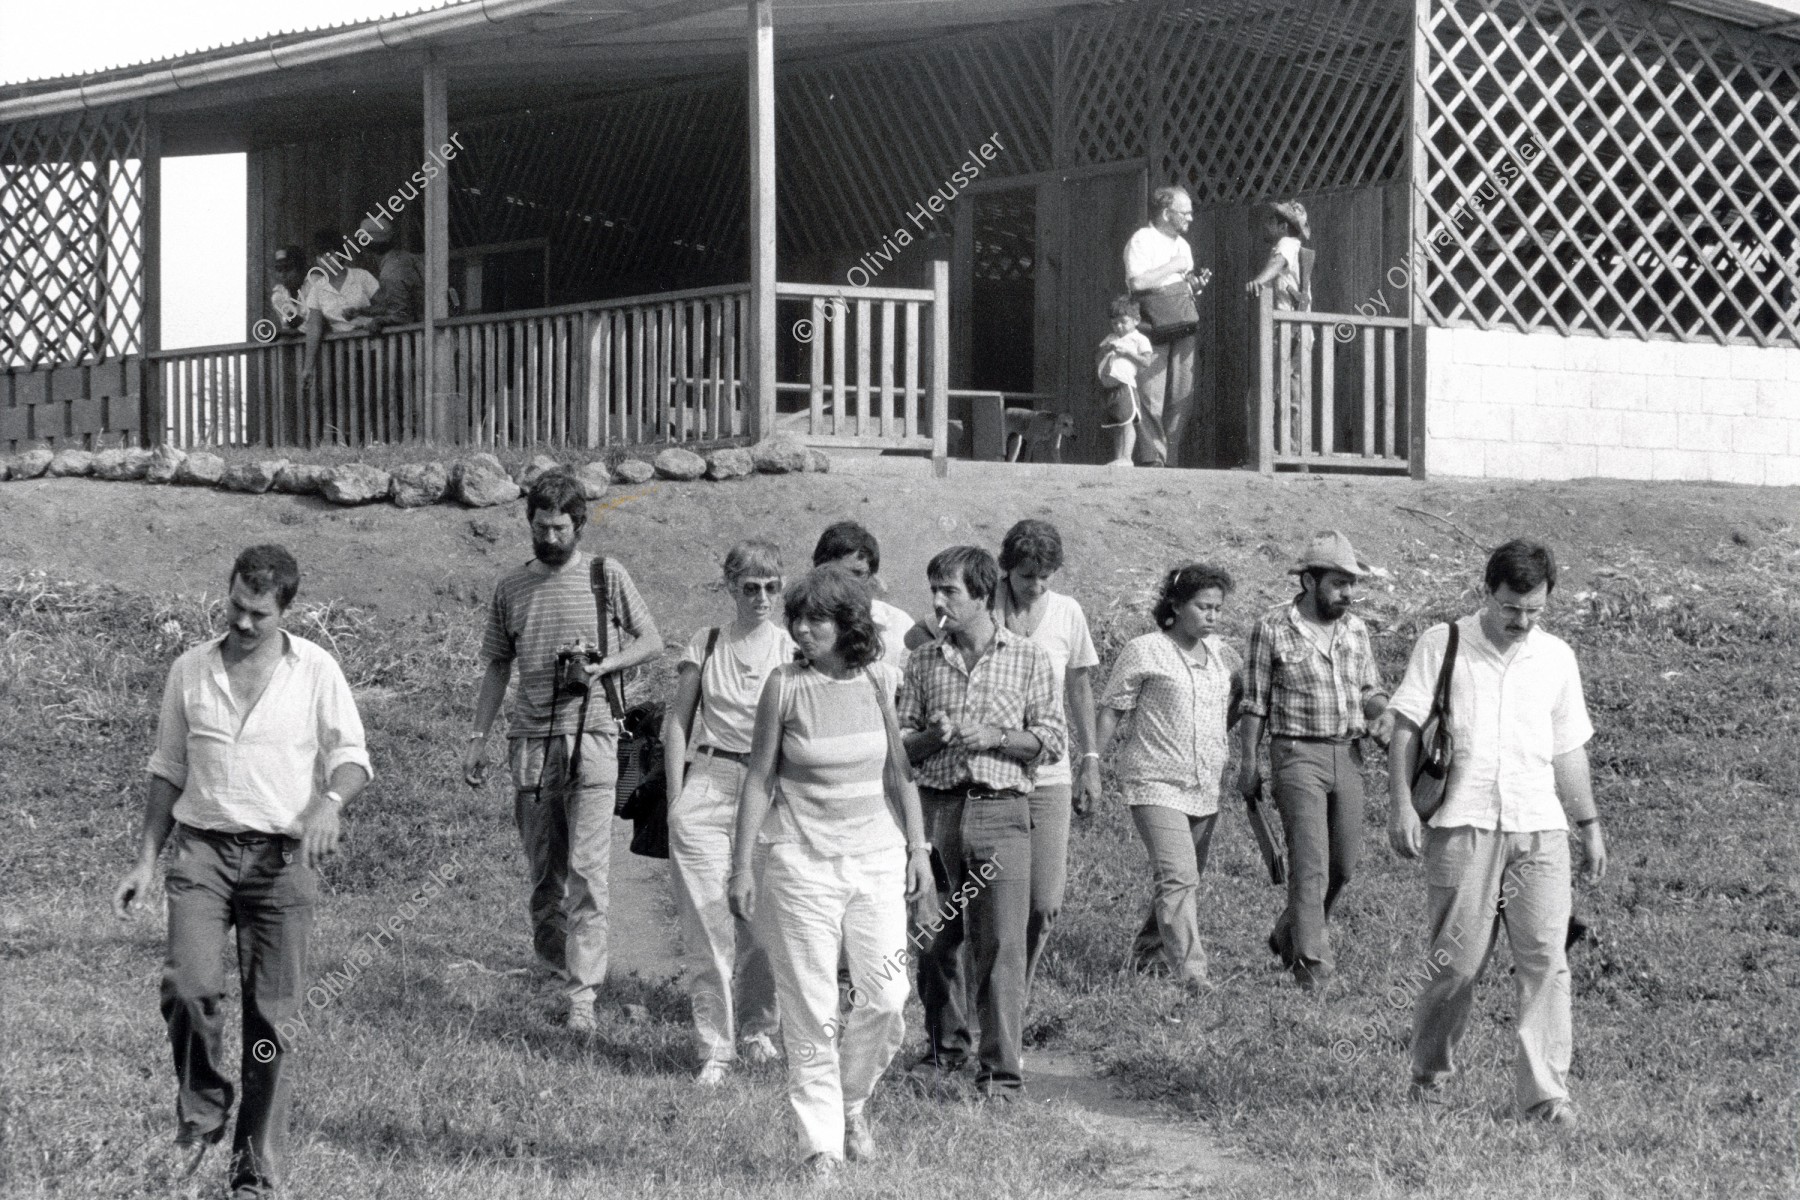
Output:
(898, 546), (1065, 1099)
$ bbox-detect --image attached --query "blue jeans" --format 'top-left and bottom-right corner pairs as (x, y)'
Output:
(916, 787), (1032, 1092)
(160, 825), (316, 1198)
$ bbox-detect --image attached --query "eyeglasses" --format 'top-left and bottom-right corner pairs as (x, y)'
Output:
(739, 580), (783, 597)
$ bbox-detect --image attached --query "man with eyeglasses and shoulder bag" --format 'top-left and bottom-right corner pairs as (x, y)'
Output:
(1388, 539), (1607, 1129)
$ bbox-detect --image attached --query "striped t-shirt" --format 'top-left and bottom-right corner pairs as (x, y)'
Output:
(760, 661), (905, 856)
(481, 551), (654, 737)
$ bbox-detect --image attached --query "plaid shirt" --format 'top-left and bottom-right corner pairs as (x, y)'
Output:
(1241, 602), (1383, 739)
(898, 626), (1067, 793)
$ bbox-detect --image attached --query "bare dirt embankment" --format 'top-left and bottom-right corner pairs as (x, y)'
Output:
(2, 466), (1791, 635)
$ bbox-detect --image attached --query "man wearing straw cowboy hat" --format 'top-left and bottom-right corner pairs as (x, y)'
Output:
(1237, 531), (1391, 990)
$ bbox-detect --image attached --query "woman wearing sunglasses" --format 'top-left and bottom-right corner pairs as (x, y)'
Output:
(664, 539), (794, 1085)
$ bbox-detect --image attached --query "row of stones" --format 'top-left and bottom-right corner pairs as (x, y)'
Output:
(0, 436), (829, 508)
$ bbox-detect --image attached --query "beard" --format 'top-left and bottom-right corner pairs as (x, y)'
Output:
(533, 540), (576, 566)
(1318, 595), (1352, 621)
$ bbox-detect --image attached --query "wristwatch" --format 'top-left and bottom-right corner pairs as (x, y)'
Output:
(907, 841), (934, 855)
(324, 789), (346, 806)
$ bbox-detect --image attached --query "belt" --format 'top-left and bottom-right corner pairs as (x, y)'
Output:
(694, 744), (751, 765)
(181, 823), (289, 845)
(920, 783), (1027, 802)
(1272, 733), (1361, 745)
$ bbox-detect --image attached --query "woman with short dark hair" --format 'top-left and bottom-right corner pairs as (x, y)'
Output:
(729, 566), (932, 1175)
(664, 539), (791, 1085)
(1096, 562), (1242, 991)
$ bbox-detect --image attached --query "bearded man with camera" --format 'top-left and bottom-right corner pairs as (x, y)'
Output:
(463, 471), (662, 1031)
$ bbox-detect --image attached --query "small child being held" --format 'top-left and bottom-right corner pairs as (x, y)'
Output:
(1096, 295), (1157, 467)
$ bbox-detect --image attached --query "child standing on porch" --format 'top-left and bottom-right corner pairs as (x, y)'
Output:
(1096, 295), (1156, 467)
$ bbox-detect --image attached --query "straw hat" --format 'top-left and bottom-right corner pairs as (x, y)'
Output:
(1268, 200), (1309, 240)
(1290, 530), (1372, 578)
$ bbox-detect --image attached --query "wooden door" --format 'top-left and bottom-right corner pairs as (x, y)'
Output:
(1051, 165), (1147, 465)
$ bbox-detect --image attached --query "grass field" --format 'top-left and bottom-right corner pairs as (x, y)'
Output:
(1, 510), (1795, 1199)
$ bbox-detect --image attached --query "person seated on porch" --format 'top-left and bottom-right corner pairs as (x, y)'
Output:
(298, 229), (379, 393)
(345, 215), (425, 328)
(269, 245), (308, 335)
(1245, 200), (1312, 452)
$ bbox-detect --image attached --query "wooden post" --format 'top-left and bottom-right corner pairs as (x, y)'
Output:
(1255, 285), (1274, 473)
(423, 54), (453, 444)
(930, 258), (950, 476)
(142, 115), (163, 447)
(747, 0), (777, 442)
(1406, 0), (1430, 480)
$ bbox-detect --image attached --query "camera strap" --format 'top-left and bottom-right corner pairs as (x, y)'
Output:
(590, 556), (627, 723)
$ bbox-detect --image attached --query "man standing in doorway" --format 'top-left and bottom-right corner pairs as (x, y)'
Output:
(1237, 531), (1391, 990)
(900, 546), (1066, 1099)
(1124, 185), (1200, 468)
(1388, 539), (1606, 1127)
(463, 471), (663, 1032)
(113, 544), (372, 1199)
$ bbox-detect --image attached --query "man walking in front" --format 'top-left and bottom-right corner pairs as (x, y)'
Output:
(900, 546), (1066, 1098)
(463, 471), (662, 1031)
(1388, 539), (1607, 1127)
(1237, 531), (1390, 990)
(113, 544), (372, 1198)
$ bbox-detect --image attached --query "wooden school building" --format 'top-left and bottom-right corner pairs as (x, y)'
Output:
(1, 0), (1797, 482)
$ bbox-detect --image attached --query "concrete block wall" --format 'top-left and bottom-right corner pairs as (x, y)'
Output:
(1423, 326), (1800, 486)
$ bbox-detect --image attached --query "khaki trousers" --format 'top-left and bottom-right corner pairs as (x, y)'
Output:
(1411, 826), (1574, 1112)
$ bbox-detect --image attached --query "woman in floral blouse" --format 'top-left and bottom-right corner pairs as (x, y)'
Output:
(1096, 563), (1242, 991)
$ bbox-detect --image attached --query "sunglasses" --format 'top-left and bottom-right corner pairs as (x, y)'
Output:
(738, 579), (783, 597)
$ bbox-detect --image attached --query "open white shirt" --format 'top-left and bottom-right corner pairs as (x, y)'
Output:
(1005, 591), (1098, 788)
(1389, 616), (1592, 833)
(1123, 225), (1194, 292)
(147, 631), (373, 836)
(299, 267), (380, 333)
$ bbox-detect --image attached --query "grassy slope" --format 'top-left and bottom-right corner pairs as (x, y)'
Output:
(0, 473), (1794, 1199)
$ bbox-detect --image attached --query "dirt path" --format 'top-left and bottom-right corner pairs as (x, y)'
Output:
(606, 834), (1243, 1193)
(1029, 1049), (1245, 1196)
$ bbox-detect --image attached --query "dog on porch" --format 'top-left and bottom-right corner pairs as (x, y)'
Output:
(1004, 407), (1074, 463)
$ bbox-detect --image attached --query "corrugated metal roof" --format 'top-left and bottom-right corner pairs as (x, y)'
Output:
(1, 0), (462, 94)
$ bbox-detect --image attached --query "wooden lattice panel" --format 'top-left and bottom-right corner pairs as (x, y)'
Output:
(1059, 0), (1411, 203)
(778, 26), (1055, 262)
(1419, 0), (1800, 346)
(453, 81), (748, 298)
(0, 106), (145, 369)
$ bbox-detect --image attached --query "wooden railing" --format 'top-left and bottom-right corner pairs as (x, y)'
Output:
(1253, 287), (1412, 473)
(150, 285), (755, 451)
(153, 327), (425, 450)
(585, 284), (749, 447)
(773, 262), (949, 459)
(147, 273), (948, 462)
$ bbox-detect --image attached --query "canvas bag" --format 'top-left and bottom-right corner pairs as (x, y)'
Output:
(1410, 622), (1461, 821)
